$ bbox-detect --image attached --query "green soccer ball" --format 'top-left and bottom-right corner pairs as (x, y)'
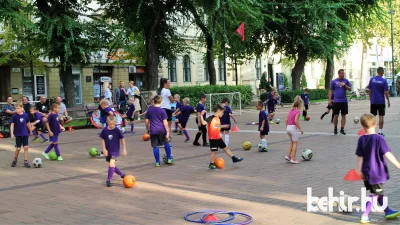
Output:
(89, 147), (98, 157)
(49, 151), (58, 160)
(243, 141), (252, 150)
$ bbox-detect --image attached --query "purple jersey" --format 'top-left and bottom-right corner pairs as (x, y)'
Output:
(368, 76), (388, 104)
(101, 107), (116, 123)
(145, 106), (168, 135)
(10, 113), (29, 136)
(100, 127), (124, 157)
(126, 104), (135, 118)
(267, 94), (277, 111)
(179, 105), (194, 123)
(34, 112), (44, 125)
(196, 103), (206, 120)
(355, 134), (390, 184)
(221, 105), (232, 125)
(330, 78), (351, 103)
(301, 93), (309, 105)
(48, 113), (61, 135)
(176, 102), (182, 112)
(258, 110), (270, 133)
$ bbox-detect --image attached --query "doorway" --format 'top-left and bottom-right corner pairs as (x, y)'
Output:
(0, 66), (11, 102)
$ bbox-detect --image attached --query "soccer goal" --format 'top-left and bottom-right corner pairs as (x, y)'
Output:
(205, 92), (242, 115)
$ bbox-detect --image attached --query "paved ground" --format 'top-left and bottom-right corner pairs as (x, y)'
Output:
(1, 98), (400, 225)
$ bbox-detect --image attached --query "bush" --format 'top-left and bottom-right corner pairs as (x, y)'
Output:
(169, 85), (254, 109)
(259, 72), (268, 90)
(301, 73), (308, 88)
(260, 89), (329, 103)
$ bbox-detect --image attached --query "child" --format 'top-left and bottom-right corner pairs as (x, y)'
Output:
(123, 97), (136, 134)
(10, 102), (33, 168)
(100, 115), (127, 187)
(266, 91), (278, 123)
(42, 103), (65, 161)
(357, 113), (400, 223)
(173, 97), (194, 143)
(256, 100), (269, 152)
(285, 96), (304, 164)
(200, 104), (243, 169)
(301, 88), (309, 120)
(145, 95), (173, 167)
(29, 107), (48, 143)
(193, 94), (209, 147)
(320, 92), (334, 123)
(172, 94), (182, 134)
(220, 98), (237, 147)
(98, 99), (116, 128)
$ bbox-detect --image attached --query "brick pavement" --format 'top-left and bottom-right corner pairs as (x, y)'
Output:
(1, 99), (400, 224)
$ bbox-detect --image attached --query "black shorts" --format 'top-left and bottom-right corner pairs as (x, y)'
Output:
(126, 117), (135, 122)
(179, 122), (187, 128)
(150, 134), (168, 148)
(34, 124), (45, 131)
(371, 104), (386, 116)
(364, 181), (384, 194)
(15, 136), (29, 148)
(220, 123), (231, 131)
(106, 155), (117, 162)
(332, 102), (348, 115)
(327, 104), (332, 110)
(164, 109), (172, 121)
(305, 105), (309, 110)
(260, 131), (268, 136)
(210, 139), (226, 151)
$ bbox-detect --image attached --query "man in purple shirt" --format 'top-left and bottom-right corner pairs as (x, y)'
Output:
(329, 69), (352, 135)
(367, 67), (390, 136)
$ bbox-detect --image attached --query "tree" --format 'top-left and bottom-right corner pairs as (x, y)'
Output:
(259, 72), (267, 90)
(301, 73), (308, 88)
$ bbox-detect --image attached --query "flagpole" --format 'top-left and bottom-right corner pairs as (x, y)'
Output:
(223, 2), (227, 86)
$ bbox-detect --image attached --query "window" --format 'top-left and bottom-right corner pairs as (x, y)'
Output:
(60, 67), (82, 104)
(183, 55), (191, 82)
(219, 60), (225, 81)
(204, 63), (209, 81)
(255, 57), (262, 80)
(168, 60), (177, 82)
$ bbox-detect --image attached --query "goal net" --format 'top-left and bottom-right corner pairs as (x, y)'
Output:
(205, 92), (242, 115)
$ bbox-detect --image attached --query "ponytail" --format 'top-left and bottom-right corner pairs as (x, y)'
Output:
(157, 78), (168, 95)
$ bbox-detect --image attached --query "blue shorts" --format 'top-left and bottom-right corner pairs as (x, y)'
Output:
(15, 136), (29, 148)
(50, 134), (59, 143)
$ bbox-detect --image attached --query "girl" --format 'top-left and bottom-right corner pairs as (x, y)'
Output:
(285, 96), (304, 164)
(172, 94), (182, 133)
(157, 78), (174, 134)
(127, 81), (141, 120)
(103, 81), (113, 105)
(173, 97), (194, 143)
(256, 100), (269, 152)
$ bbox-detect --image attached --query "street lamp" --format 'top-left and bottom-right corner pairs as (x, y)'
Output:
(389, 8), (397, 97)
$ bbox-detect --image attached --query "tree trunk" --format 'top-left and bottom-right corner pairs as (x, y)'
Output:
(235, 57), (238, 86)
(29, 60), (35, 100)
(206, 34), (217, 85)
(60, 63), (76, 107)
(360, 40), (367, 89)
(291, 46), (307, 90)
(144, 11), (162, 91)
(325, 56), (334, 89)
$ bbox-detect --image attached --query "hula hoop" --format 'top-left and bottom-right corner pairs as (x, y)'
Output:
(184, 210), (235, 223)
(199, 212), (237, 224)
(202, 212), (253, 225)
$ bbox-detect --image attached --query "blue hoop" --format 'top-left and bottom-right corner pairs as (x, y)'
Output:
(184, 210), (234, 223)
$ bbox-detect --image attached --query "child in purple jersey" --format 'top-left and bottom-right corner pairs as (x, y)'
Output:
(285, 96), (304, 164)
(42, 103), (65, 161)
(145, 95), (173, 167)
(193, 94), (209, 147)
(173, 97), (194, 143)
(300, 88), (309, 120)
(122, 97), (136, 134)
(266, 91), (278, 123)
(357, 114), (400, 223)
(172, 94), (182, 134)
(10, 102), (33, 168)
(29, 107), (48, 143)
(256, 100), (269, 152)
(99, 99), (116, 127)
(220, 98), (237, 147)
(100, 115), (127, 187)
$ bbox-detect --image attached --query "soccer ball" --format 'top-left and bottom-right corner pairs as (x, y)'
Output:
(258, 143), (268, 152)
(275, 118), (280, 124)
(302, 149), (313, 160)
(354, 117), (360, 124)
(243, 141), (252, 150)
(33, 157), (43, 168)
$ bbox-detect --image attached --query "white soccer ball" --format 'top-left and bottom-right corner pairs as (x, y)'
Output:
(33, 157), (43, 168)
(258, 143), (262, 151)
(275, 118), (280, 124)
(302, 149), (313, 160)
(354, 117), (360, 124)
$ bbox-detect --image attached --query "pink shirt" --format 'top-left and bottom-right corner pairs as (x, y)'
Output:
(287, 109), (300, 125)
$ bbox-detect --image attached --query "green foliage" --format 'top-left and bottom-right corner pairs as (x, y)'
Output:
(169, 85), (253, 108)
(260, 89), (329, 103)
(283, 75), (289, 89)
(318, 77), (325, 87)
(259, 72), (267, 89)
(301, 73), (308, 88)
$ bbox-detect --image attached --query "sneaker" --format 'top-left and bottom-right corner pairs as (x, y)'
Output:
(320, 114), (325, 120)
(159, 145), (165, 148)
(11, 160), (17, 167)
(193, 142), (201, 146)
(340, 129), (346, 135)
(138, 117), (141, 121)
(208, 164), (217, 169)
(184, 139), (191, 143)
(42, 152), (50, 160)
(385, 210), (400, 220)
(290, 159), (300, 164)
(32, 137), (39, 142)
(106, 180), (112, 187)
(57, 156), (64, 161)
(121, 173), (126, 178)
(379, 133), (385, 137)
(172, 130), (178, 133)
(269, 121), (274, 124)
(167, 159), (175, 164)
(203, 143), (210, 147)
(24, 162), (31, 168)
(360, 215), (371, 223)
(155, 163), (160, 167)
(177, 131), (183, 135)
(285, 155), (291, 161)
(232, 157), (244, 163)
(301, 116), (305, 121)
(334, 128), (338, 135)
(42, 139), (49, 143)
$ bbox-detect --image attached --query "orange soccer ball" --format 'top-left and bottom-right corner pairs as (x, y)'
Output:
(143, 133), (150, 141)
(305, 116), (310, 121)
(123, 175), (136, 188)
(214, 158), (225, 169)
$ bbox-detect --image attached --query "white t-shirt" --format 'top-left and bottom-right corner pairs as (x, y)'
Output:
(59, 103), (67, 115)
(160, 88), (172, 109)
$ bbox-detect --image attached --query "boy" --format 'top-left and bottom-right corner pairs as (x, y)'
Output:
(100, 115), (127, 187)
(356, 114), (400, 223)
(172, 94), (182, 134)
(145, 95), (173, 167)
(29, 107), (48, 143)
(193, 94), (209, 147)
(200, 104), (243, 169)
(301, 88), (309, 120)
(10, 102), (33, 168)
(42, 103), (65, 161)
(257, 100), (269, 152)
(320, 92), (334, 123)
(220, 98), (237, 147)
(266, 91), (278, 123)
(98, 99), (116, 128)
(123, 97), (135, 134)
(173, 97), (194, 143)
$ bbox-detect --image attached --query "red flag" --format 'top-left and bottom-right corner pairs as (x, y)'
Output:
(235, 22), (244, 41)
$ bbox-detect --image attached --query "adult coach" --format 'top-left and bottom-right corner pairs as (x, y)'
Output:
(367, 67), (390, 136)
(115, 81), (128, 106)
(328, 69), (351, 135)
(157, 78), (174, 131)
